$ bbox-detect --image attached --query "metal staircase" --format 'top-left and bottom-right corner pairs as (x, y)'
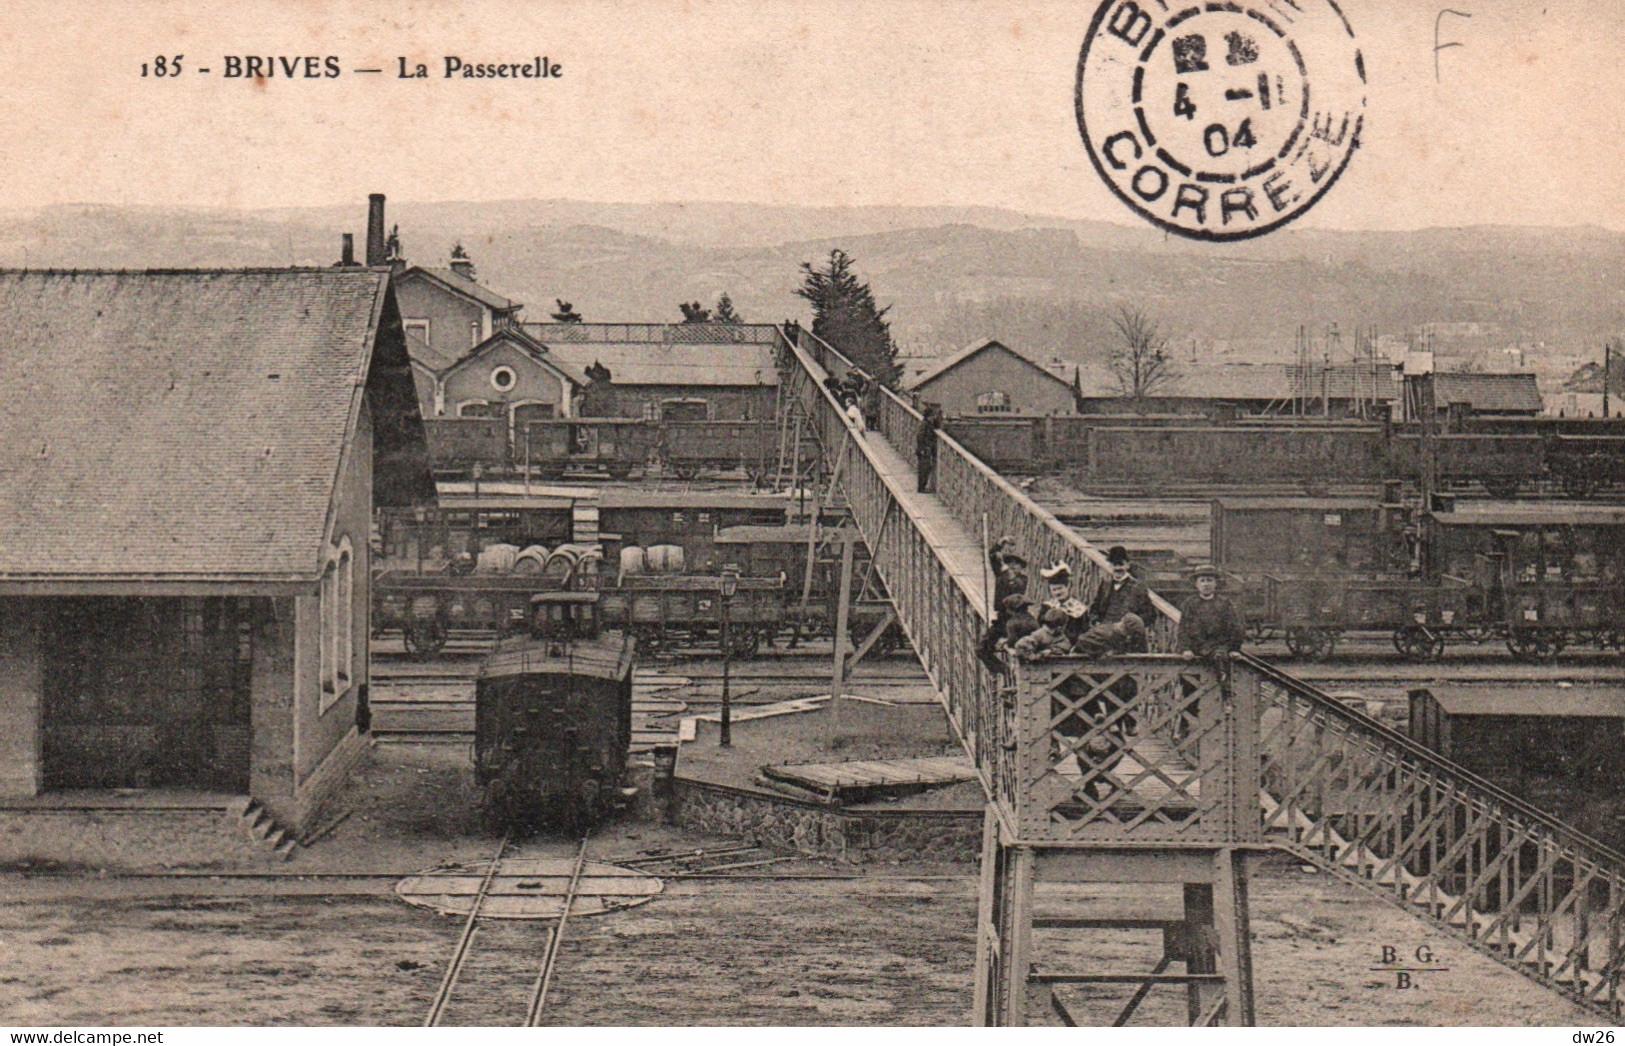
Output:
(1249, 654), (1625, 1019)
(774, 324), (1624, 1023)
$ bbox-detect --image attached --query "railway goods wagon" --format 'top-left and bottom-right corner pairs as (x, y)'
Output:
(1211, 498), (1411, 575)
(713, 523), (907, 655)
(425, 417), (509, 471)
(1388, 433), (1547, 497)
(1087, 425), (1388, 488)
(475, 591), (637, 832)
(1212, 497), (1625, 660)
(522, 419), (652, 478)
(374, 570), (592, 656)
(598, 574), (786, 656)
(1545, 435), (1625, 498)
(596, 490), (790, 569)
(658, 420), (776, 479)
(376, 495), (578, 574)
(1423, 507), (1625, 659)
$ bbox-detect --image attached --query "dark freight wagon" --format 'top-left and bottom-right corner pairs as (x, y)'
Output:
(1408, 684), (1625, 787)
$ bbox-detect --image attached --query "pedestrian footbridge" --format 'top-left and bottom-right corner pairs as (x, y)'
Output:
(777, 326), (1625, 1026)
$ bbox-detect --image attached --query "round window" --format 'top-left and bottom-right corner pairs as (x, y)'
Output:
(490, 365), (517, 392)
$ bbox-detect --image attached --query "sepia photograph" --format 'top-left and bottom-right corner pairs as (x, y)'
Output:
(0, 0), (1622, 1029)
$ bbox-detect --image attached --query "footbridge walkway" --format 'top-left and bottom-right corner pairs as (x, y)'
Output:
(776, 326), (1625, 1025)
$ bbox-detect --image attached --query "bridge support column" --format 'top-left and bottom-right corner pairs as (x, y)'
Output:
(973, 827), (1259, 1028)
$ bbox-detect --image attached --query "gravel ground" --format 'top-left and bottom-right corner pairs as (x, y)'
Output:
(0, 719), (1604, 1027)
(0, 860), (1596, 1026)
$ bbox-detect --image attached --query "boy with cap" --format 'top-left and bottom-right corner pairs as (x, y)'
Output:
(1177, 564), (1245, 659)
(1089, 546), (1154, 627)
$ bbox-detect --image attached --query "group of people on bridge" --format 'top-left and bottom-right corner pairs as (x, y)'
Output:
(977, 539), (1246, 674)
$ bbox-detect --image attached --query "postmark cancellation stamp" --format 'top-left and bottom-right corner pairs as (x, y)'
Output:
(1076, 0), (1367, 240)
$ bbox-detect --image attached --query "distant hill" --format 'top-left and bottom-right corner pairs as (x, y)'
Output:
(0, 200), (1619, 363)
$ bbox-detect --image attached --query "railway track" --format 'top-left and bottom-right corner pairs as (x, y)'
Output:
(423, 834), (590, 1028)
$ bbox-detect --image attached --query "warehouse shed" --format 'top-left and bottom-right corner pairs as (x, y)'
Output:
(0, 269), (432, 838)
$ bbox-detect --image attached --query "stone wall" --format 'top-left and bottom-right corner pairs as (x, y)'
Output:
(673, 778), (981, 864)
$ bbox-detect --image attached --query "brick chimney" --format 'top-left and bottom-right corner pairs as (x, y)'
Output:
(449, 242), (476, 281)
(366, 194), (387, 267)
(335, 233), (356, 268)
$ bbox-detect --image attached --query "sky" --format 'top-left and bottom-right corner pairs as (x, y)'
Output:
(3, 0), (1621, 231)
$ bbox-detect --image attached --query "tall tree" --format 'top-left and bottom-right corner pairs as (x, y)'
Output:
(714, 293), (742, 325)
(796, 249), (899, 385)
(1107, 305), (1178, 408)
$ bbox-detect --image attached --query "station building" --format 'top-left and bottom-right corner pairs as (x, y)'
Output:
(0, 269), (432, 835)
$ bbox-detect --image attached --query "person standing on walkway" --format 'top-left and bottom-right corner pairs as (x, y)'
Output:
(915, 405), (940, 493)
(843, 395), (866, 434)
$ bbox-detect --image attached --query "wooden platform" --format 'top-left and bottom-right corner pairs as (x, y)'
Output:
(762, 754), (976, 802)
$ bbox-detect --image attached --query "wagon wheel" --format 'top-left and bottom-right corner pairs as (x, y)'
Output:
(1506, 628), (1558, 662)
(403, 618), (448, 659)
(1244, 621), (1274, 643)
(1392, 624), (1445, 662)
(1284, 627), (1336, 660)
(1483, 477), (1521, 499)
(1560, 469), (1598, 499)
(726, 627), (761, 659)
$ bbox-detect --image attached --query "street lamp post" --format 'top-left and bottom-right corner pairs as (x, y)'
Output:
(719, 564), (740, 747)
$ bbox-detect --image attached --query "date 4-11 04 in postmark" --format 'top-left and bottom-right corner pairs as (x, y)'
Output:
(1076, 0), (1366, 241)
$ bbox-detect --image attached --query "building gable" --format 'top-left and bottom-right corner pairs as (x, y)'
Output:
(0, 269), (426, 587)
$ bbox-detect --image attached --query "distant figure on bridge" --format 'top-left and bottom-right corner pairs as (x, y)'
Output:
(861, 377), (882, 431)
(1089, 546), (1155, 628)
(842, 395), (866, 434)
(977, 537), (1029, 673)
(915, 406), (940, 493)
(1177, 564), (1245, 659)
(1039, 562), (1092, 642)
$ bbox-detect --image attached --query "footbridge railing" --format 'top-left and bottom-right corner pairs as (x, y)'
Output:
(779, 326), (1625, 1020)
(1249, 653), (1625, 1017)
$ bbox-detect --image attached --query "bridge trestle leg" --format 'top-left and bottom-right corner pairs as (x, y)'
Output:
(973, 828), (1259, 1027)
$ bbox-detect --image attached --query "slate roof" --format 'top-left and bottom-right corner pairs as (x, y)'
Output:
(1430, 372), (1544, 414)
(442, 324), (588, 386)
(1074, 361), (1400, 403)
(406, 326), (459, 373)
(908, 339), (1076, 393)
(532, 332), (779, 387)
(402, 266), (521, 313)
(0, 269), (394, 585)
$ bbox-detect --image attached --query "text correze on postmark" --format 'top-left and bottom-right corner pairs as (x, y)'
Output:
(1076, 0), (1366, 240)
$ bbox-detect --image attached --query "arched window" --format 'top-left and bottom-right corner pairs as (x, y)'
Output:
(976, 390), (1012, 414)
(458, 400), (495, 418)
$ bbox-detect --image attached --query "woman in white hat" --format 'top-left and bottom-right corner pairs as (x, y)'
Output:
(1039, 561), (1091, 642)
